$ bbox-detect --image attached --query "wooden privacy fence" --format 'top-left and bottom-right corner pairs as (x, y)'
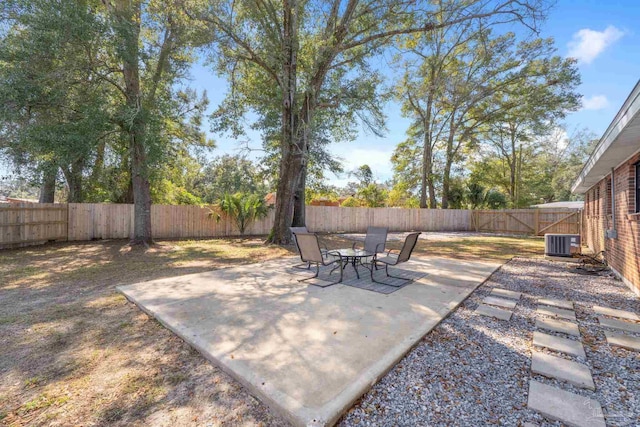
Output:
(472, 209), (582, 236)
(67, 203), (275, 241)
(0, 203), (582, 248)
(305, 206), (472, 232)
(0, 203), (68, 248)
(67, 204), (471, 240)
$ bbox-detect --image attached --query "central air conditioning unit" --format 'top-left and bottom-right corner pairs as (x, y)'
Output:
(545, 234), (581, 257)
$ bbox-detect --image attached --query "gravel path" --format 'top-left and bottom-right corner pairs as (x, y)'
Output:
(338, 257), (640, 427)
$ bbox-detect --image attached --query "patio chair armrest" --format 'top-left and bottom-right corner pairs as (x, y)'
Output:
(325, 250), (344, 264)
(375, 242), (386, 253)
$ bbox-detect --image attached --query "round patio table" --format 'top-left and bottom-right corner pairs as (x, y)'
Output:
(333, 248), (374, 279)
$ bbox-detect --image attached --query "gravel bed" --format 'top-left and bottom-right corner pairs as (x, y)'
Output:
(338, 257), (640, 427)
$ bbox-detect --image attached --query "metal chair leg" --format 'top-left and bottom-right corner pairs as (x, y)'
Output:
(298, 263), (319, 282)
(370, 262), (411, 287)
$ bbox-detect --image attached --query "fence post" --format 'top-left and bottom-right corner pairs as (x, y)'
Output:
(534, 209), (540, 235)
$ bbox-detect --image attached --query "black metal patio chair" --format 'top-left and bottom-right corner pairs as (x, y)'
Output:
(352, 226), (388, 267)
(371, 232), (422, 286)
(290, 226), (329, 269)
(293, 232), (344, 286)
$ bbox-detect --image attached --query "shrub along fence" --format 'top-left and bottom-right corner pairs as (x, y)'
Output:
(0, 202), (581, 249)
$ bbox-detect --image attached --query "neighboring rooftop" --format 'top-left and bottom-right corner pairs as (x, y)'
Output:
(530, 201), (584, 209)
(572, 80), (640, 194)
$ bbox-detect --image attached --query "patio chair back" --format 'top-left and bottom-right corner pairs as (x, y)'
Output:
(397, 232), (422, 263)
(289, 226), (308, 249)
(363, 226), (388, 254)
(293, 232), (324, 263)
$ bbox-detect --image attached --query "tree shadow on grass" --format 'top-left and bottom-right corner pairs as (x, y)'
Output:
(0, 238), (291, 427)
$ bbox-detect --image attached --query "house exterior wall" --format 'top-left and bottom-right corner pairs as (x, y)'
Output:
(583, 152), (640, 295)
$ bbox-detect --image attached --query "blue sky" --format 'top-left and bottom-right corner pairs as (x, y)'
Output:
(189, 0), (640, 187)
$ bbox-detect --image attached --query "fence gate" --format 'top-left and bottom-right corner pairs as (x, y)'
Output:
(472, 209), (581, 236)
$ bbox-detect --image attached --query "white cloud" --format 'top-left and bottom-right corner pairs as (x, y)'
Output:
(582, 95), (610, 110)
(567, 26), (624, 64)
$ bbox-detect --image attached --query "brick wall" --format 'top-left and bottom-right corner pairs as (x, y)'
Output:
(583, 152), (640, 295)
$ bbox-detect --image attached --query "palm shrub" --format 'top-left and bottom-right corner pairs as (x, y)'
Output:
(215, 192), (270, 236)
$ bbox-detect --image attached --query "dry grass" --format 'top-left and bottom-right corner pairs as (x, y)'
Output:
(0, 238), (291, 427)
(321, 233), (544, 261)
(0, 233), (543, 426)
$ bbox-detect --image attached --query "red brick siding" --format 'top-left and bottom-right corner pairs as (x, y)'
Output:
(584, 153), (640, 295)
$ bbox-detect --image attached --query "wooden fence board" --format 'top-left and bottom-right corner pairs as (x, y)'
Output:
(0, 203), (68, 249)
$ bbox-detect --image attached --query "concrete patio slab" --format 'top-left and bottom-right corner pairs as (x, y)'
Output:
(482, 295), (517, 309)
(528, 380), (605, 427)
(604, 331), (640, 352)
(536, 318), (580, 337)
(531, 351), (595, 390)
(593, 305), (639, 321)
(475, 304), (512, 320)
(118, 256), (500, 427)
(537, 305), (577, 321)
(490, 288), (522, 300)
(598, 316), (640, 333)
(533, 331), (586, 358)
(538, 298), (573, 310)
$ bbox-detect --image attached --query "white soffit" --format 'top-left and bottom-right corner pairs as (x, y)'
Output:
(572, 80), (640, 194)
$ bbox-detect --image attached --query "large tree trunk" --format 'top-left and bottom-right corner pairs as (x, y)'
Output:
(268, 0), (299, 245)
(427, 177), (437, 209)
(62, 157), (85, 202)
(422, 141), (438, 209)
(420, 122), (434, 209)
(131, 134), (152, 244)
(509, 130), (517, 208)
(441, 119), (457, 209)
(39, 165), (57, 203)
(292, 161), (307, 227)
(441, 162), (452, 209)
(111, 0), (152, 245)
(419, 79), (436, 209)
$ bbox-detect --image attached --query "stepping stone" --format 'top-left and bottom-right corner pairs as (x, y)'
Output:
(536, 318), (580, 337)
(533, 331), (586, 358)
(604, 331), (640, 352)
(475, 304), (512, 321)
(528, 380), (605, 427)
(531, 351), (595, 390)
(490, 288), (522, 300)
(598, 316), (640, 333)
(537, 305), (577, 321)
(593, 305), (639, 321)
(483, 296), (517, 309)
(538, 298), (573, 310)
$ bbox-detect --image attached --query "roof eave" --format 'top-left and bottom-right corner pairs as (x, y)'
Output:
(572, 80), (640, 194)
